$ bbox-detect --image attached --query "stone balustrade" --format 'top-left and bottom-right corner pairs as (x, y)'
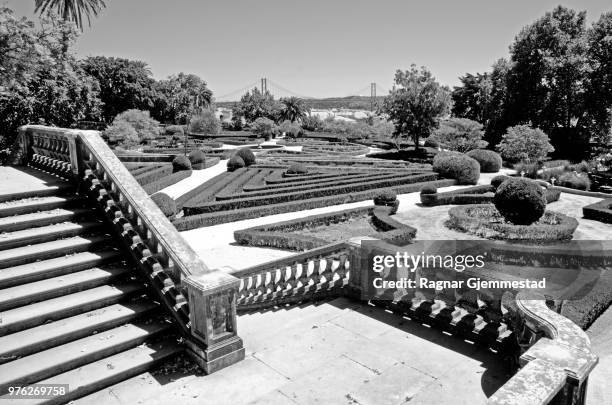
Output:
(233, 242), (354, 311)
(17, 125), (244, 374)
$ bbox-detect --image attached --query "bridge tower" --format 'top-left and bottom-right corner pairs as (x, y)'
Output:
(261, 78), (268, 94)
(370, 83), (377, 111)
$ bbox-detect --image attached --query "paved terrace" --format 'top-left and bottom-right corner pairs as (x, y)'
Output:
(76, 297), (508, 405)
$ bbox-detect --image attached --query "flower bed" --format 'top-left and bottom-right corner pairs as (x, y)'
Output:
(582, 199), (612, 224)
(234, 205), (416, 251)
(447, 204), (578, 241)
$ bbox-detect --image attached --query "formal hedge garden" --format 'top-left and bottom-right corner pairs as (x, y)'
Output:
(583, 199), (612, 224)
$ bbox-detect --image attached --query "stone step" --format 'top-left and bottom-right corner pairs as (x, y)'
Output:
(0, 195), (85, 219)
(0, 221), (105, 250)
(0, 320), (173, 393)
(0, 266), (132, 312)
(9, 340), (183, 405)
(0, 207), (93, 233)
(0, 250), (122, 289)
(0, 301), (159, 364)
(0, 235), (111, 270)
(0, 282), (145, 336)
(0, 183), (74, 204)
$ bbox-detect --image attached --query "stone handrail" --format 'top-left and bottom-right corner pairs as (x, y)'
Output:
(487, 293), (598, 405)
(17, 125), (244, 374)
(233, 242), (354, 310)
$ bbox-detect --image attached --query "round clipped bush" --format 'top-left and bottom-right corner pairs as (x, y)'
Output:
(494, 178), (546, 225)
(286, 163), (308, 175)
(227, 156), (245, 172)
(172, 155), (192, 173)
(374, 190), (399, 214)
(234, 148), (256, 166)
(491, 175), (510, 189)
(165, 125), (184, 136)
(424, 138), (439, 148)
(420, 185), (437, 194)
(466, 149), (502, 173)
(151, 192), (177, 218)
(432, 153), (480, 185)
(188, 149), (206, 170)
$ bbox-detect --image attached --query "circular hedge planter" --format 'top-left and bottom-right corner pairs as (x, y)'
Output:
(447, 204), (578, 242)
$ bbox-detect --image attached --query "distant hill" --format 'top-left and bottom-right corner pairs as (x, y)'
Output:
(215, 95), (386, 111)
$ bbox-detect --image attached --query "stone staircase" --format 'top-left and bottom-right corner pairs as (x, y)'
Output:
(0, 175), (183, 404)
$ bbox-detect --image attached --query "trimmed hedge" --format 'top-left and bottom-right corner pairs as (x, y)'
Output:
(134, 165), (173, 186)
(583, 199), (612, 224)
(286, 163), (308, 175)
(177, 168), (248, 209)
(188, 149), (207, 170)
(227, 156), (245, 172)
(184, 173), (439, 214)
(234, 148), (256, 166)
(494, 178), (546, 225)
(143, 169), (192, 195)
(172, 155), (192, 173)
(151, 192), (177, 218)
(432, 153), (480, 185)
(448, 204), (578, 242)
(373, 190), (399, 214)
(466, 149), (502, 173)
(174, 179), (457, 230)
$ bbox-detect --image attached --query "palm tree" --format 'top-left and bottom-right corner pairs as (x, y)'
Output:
(34, 0), (107, 31)
(279, 97), (309, 123)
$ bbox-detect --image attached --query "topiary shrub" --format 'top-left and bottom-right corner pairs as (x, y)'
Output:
(188, 149), (206, 170)
(374, 190), (399, 214)
(172, 155), (192, 173)
(151, 192), (177, 218)
(165, 125), (184, 136)
(491, 175), (510, 189)
(227, 156), (245, 172)
(432, 153), (480, 185)
(234, 148), (256, 166)
(466, 149), (502, 173)
(286, 163), (308, 175)
(494, 178), (546, 225)
(420, 185), (437, 194)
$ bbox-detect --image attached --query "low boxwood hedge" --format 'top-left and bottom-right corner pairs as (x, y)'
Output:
(583, 199), (612, 224)
(419, 184), (560, 207)
(178, 168), (249, 208)
(142, 169), (192, 195)
(134, 165), (173, 186)
(151, 192), (177, 218)
(174, 179), (456, 230)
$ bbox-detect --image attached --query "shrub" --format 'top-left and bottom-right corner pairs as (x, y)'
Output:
(373, 190), (399, 214)
(188, 149), (206, 169)
(301, 115), (324, 132)
(430, 118), (487, 152)
(494, 178), (546, 225)
(234, 148), (256, 166)
(466, 149), (502, 173)
(103, 121), (139, 146)
(286, 163), (308, 174)
(424, 138), (439, 148)
(496, 125), (554, 163)
(557, 172), (590, 190)
(188, 110), (221, 135)
(432, 153), (480, 185)
(420, 185), (438, 194)
(227, 156), (245, 172)
(251, 117), (277, 138)
(514, 162), (540, 179)
(151, 192), (177, 218)
(172, 155), (192, 173)
(112, 109), (160, 143)
(583, 199), (612, 224)
(278, 120), (301, 138)
(165, 125), (184, 136)
(491, 175), (509, 189)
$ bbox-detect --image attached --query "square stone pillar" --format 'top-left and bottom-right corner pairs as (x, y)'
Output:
(183, 271), (245, 374)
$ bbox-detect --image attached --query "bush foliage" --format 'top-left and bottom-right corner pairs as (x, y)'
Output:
(188, 110), (220, 135)
(188, 149), (207, 169)
(466, 149), (502, 172)
(494, 178), (546, 225)
(151, 192), (177, 217)
(234, 148), (256, 166)
(497, 125), (554, 163)
(431, 118), (488, 152)
(432, 153), (480, 184)
(172, 155), (192, 172)
(227, 156), (246, 172)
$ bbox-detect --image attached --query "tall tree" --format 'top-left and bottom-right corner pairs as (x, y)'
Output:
(279, 97), (309, 123)
(34, 0), (106, 31)
(82, 56), (157, 122)
(451, 72), (492, 125)
(382, 65), (451, 150)
(232, 88), (280, 124)
(153, 73), (213, 124)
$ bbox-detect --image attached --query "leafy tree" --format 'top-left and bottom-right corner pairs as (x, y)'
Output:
(232, 88), (280, 123)
(34, 0), (106, 31)
(188, 110), (220, 135)
(451, 73), (492, 126)
(301, 115), (324, 132)
(278, 120), (301, 138)
(279, 97), (309, 123)
(382, 65), (451, 150)
(82, 56), (157, 123)
(103, 120), (138, 146)
(251, 117), (277, 138)
(0, 7), (101, 160)
(431, 118), (487, 153)
(153, 73), (213, 124)
(110, 110), (159, 144)
(496, 124), (554, 163)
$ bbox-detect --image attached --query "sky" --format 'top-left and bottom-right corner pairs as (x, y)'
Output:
(4, 0), (611, 100)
